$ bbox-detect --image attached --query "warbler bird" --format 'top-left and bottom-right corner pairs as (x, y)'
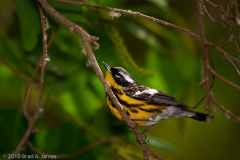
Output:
(103, 62), (213, 130)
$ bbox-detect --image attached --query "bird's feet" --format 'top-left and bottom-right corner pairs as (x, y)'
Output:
(141, 125), (153, 135)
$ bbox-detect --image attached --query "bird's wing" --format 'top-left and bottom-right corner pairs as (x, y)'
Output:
(124, 85), (187, 108)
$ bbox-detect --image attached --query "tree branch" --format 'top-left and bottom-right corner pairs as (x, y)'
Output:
(38, 0), (99, 47)
(53, 0), (240, 66)
(0, 56), (38, 85)
(194, 0), (212, 118)
(232, 36), (240, 57)
(193, 53), (215, 109)
(201, 0), (237, 47)
(12, 4), (48, 154)
(200, 0), (231, 25)
(202, 0), (236, 27)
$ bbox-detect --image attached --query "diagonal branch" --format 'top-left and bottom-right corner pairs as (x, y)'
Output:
(211, 97), (240, 122)
(208, 67), (240, 90)
(38, 0), (99, 47)
(0, 56), (38, 85)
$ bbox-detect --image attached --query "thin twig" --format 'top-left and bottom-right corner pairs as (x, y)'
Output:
(205, 1), (239, 66)
(193, 53), (215, 109)
(208, 67), (240, 90)
(205, 0), (236, 47)
(223, 52), (240, 77)
(206, 41), (240, 66)
(214, 46), (240, 65)
(201, 0), (240, 64)
(194, 0), (212, 118)
(23, 55), (45, 121)
(231, 0), (240, 57)
(211, 97), (240, 122)
(203, 0), (240, 35)
(200, 0), (231, 25)
(12, 4), (48, 154)
(0, 56), (38, 85)
(26, 141), (47, 155)
(26, 136), (118, 159)
(0, 48), (44, 121)
(47, 29), (58, 49)
(213, 26), (235, 46)
(202, 0), (235, 25)
(22, 85), (34, 121)
(232, 36), (240, 57)
(57, 136), (118, 159)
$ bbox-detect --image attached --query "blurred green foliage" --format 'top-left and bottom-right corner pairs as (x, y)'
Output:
(0, 0), (240, 159)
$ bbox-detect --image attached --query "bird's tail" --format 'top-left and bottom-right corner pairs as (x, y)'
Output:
(187, 110), (213, 122)
(178, 104), (213, 122)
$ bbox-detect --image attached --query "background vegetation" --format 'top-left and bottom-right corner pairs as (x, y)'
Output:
(0, 0), (240, 159)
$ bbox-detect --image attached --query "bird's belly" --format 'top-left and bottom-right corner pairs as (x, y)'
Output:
(124, 104), (167, 126)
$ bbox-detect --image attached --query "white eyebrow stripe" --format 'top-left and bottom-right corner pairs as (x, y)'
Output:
(119, 72), (134, 83)
(134, 89), (158, 96)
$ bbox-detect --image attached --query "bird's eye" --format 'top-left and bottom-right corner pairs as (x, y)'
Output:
(115, 74), (121, 78)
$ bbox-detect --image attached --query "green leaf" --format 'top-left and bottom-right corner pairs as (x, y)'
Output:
(147, 135), (175, 152)
(39, 123), (95, 159)
(0, 109), (27, 153)
(106, 26), (152, 77)
(147, 0), (169, 9)
(16, 0), (40, 51)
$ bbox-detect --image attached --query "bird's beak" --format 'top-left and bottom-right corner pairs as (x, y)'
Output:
(102, 62), (111, 72)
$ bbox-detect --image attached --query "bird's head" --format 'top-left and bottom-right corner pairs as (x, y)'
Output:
(102, 62), (135, 88)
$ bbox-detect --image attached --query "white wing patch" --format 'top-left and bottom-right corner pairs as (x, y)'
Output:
(134, 88), (158, 96)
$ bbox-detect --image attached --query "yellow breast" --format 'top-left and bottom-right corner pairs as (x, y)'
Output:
(105, 87), (166, 126)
